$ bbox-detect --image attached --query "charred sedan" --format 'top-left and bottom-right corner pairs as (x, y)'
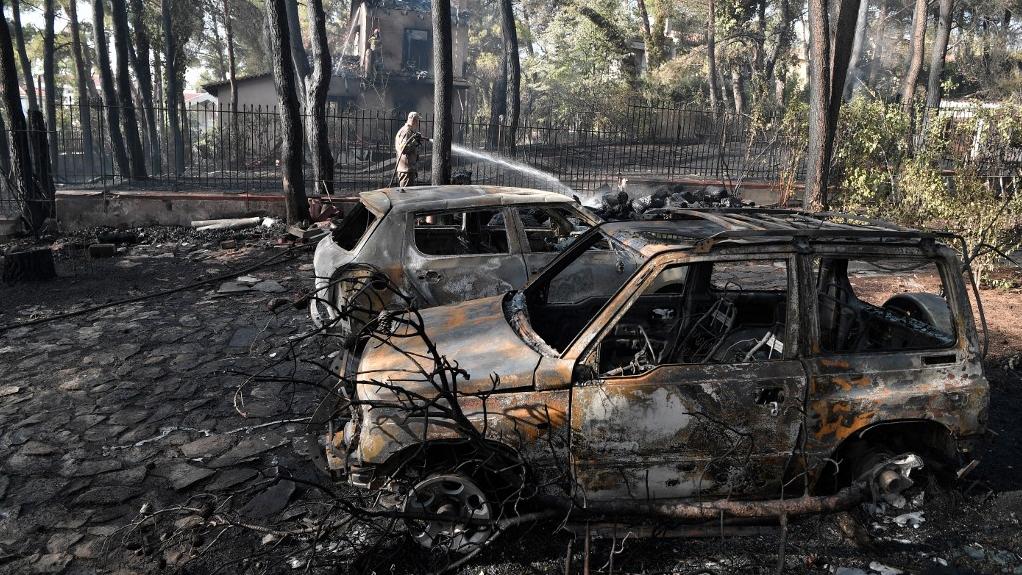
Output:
(309, 185), (601, 335)
(319, 209), (989, 552)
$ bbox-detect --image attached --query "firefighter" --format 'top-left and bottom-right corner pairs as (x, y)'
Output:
(394, 111), (429, 188)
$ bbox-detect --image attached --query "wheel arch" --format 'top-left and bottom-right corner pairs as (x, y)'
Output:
(812, 418), (960, 494)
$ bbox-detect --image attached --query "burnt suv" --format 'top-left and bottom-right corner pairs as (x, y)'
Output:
(317, 209), (989, 551)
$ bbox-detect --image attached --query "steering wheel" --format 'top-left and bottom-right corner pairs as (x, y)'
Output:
(603, 325), (657, 376)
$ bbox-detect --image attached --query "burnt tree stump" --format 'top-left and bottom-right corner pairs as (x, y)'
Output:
(2, 247), (56, 283)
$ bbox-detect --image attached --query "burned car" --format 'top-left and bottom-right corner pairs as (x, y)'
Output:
(317, 209), (989, 551)
(309, 185), (601, 335)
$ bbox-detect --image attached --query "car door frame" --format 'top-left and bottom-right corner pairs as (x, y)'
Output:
(562, 248), (811, 502)
(402, 205), (530, 307)
(799, 242), (986, 474)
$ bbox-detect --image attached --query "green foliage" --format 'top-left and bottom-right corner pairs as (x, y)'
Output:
(831, 99), (1022, 277)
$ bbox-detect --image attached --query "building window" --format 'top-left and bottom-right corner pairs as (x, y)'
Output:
(403, 28), (432, 72)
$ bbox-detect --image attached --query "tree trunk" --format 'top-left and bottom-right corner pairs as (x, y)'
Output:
(81, 28), (101, 102)
(764, 0), (791, 104)
(636, 0), (654, 67)
(842, 0), (869, 100)
(825, 0), (862, 196)
(42, 0), (59, 171)
(29, 110), (55, 214)
(432, 0), (453, 185)
(130, 0), (161, 174)
(706, 0), (721, 111)
(305, 0), (334, 195)
(925, 0), (953, 109)
(804, 0), (831, 209)
(266, 0), (310, 224)
(162, 0), (184, 175)
(93, 0), (131, 177)
(901, 0), (928, 116)
(11, 0), (36, 112)
(488, 60), (507, 149)
(500, 0), (520, 151)
(110, 0), (147, 178)
(285, 0), (310, 101)
(0, 0), (43, 232)
(577, 6), (637, 85)
(223, 0), (240, 168)
(731, 66), (745, 115)
(65, 0), (96, 174)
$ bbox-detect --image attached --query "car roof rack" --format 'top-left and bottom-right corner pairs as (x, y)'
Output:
(624, 207), (960, 252)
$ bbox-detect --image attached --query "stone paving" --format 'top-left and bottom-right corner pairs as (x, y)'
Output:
(0, 247), (329, 574)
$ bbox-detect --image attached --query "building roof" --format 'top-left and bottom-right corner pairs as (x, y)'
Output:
(359, 185), (574, 214)
(599, 209), (955, 258)
(201, 72), (273, 94)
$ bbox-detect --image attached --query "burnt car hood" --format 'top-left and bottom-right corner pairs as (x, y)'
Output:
(356, 294), (542, 397)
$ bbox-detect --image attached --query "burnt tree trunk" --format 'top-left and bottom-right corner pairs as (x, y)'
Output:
(843, 0), (869, 100)
(0, 0), (41, 232)
(223, 0), (240, 168)
(81, 30), (101, 102)
(488, 64), (507, 150)
(43, 0), (58, 169)
(285, 0), (310, 102)
(764, 0), (791, 104)
(432, 0), (454, 185)
(826, 0), (862, 186)
(65, 0), (96, 173)
(29, 110), (55, 215)
(11, 0), (36, 112)
(805, 0), (861, 209)
(162, 0), (184, 175)
(130, 0), (161, 174)
(111, 0), (147, 178)
(901, 0), (928, 116)
(93, 0), (131, 177)
(804, 0), (831, 209)
(925, 0), (954, 109)
(266, 0), (310, 224)
(706, 0), (721, 112)
(500, 0), (520, 151)
(305, 0), (334, 195)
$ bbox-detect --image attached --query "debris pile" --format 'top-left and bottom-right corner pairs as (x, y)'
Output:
(587, 184), (754, 221)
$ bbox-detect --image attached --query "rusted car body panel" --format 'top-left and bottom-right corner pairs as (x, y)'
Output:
(310, 186), (600, 329)
(329, 210), (989, 510)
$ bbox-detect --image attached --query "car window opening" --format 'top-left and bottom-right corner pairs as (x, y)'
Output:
(332, 202), (378, 251)
(816, 256), (957, 353)
(515, 205), (593, 253)
(413, 208), (510, 256)
(596, 260), (790, 376)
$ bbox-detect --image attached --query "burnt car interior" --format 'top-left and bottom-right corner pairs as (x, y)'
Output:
(816, 256), (957, 352)
(413, 208), (510, 256)
(332, 202), (378, 250)
(515, 206), (591, 252)
(593, 260), (791, 376)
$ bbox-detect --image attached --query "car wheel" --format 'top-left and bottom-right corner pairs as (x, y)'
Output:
(402, 473), (495, 555)
(329, 267), (390, 340)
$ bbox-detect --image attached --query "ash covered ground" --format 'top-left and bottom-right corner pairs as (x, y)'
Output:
(0, 226), (1020, 575)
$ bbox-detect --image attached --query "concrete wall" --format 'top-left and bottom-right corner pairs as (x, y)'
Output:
(55, 190), (358, 230)
(233, 77), (281, 108)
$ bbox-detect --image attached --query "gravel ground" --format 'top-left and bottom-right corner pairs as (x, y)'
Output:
(0, 228), (1019, 575)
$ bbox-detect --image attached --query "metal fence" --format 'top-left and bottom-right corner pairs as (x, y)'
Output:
(46, 100), (804, 196)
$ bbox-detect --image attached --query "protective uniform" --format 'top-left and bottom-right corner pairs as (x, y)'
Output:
(395, 118), (422, 187)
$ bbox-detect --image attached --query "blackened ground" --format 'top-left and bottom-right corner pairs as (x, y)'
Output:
(0, 230), (1019, 575)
